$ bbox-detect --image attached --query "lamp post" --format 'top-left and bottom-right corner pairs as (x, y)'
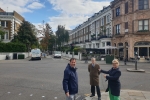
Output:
(135, 52), (138, 70)
(55, 38), (56, 51)
(26, 42), (29, 58)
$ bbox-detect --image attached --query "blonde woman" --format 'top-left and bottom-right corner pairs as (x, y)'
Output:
(100, 59), (121, 100)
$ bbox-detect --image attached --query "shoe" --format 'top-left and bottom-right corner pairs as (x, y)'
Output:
(98, 97), (101, 100)
(90, 95), (95, 97)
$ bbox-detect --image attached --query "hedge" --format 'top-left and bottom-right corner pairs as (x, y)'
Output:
(18, 54), (25, 59)
(0, 42), (26, 52)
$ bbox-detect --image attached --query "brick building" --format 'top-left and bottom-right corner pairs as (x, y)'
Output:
(111, 0), (150, 60)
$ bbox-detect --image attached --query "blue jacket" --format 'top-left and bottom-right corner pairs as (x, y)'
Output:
(101, 67), (121, 96)
(62, 64), (78, 95)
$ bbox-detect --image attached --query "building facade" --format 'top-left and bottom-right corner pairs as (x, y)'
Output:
(0, 8), (24, 42)
(69, 6), (112, 54)
(111, 0), (150, 60)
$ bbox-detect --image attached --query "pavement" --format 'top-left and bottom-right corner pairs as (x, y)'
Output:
(62, 56), (150, 100)
(84, 90), (150, 100)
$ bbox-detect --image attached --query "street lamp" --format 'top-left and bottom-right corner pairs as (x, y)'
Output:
(26, 42), (29, 58)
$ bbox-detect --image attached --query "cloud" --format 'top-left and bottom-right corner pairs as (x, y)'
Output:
(48, 15), (89, 31)
(47, 0), (110, 31)
(27, 2), (45, 9)
(0, 0), (43, 14)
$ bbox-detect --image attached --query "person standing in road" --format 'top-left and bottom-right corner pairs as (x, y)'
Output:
(62, 58), (78, 100)
(88, 57), (101, 100)
(100, 59), (121, 100)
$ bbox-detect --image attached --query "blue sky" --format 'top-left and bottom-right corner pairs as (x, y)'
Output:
(0, 0), (112, 32)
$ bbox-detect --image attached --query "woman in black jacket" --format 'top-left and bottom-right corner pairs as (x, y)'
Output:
(100, 59), (121, 100)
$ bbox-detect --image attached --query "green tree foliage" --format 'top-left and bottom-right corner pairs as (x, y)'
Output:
(48, 34), (56, 51)
(11, 20), (38, 50)
(55, 25), (69, 50)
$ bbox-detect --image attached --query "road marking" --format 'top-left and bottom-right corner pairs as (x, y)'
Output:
(19, 93), (22, 95)
(7, 92), (11, 94)
(42, 96), (45, 98)
(30, 94), (33, 96)
(54, 97), (57, 99)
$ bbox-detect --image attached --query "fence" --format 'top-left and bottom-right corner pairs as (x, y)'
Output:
(61, 52), (106, 61)
(0, 52), (31, 60)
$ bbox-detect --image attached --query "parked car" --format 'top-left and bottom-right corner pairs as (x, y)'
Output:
(53, 51), (61, 58)
(31, 48), (41, 60)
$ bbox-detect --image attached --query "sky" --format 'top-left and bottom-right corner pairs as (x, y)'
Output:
(0, 0), (112, 32)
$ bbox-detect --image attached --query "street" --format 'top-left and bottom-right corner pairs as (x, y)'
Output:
(0, 56), (150, 100)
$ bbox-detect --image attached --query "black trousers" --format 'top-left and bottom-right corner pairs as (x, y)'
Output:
(91, 85), (101, 97)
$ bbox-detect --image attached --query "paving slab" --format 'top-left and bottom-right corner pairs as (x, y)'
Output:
(84, 90), (150, 100)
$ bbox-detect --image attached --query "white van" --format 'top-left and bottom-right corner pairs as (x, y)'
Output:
(53, 51), (61, 58)
(31, 48), (41, 60)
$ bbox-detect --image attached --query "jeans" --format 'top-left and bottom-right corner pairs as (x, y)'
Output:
(66, 94), (75, 100)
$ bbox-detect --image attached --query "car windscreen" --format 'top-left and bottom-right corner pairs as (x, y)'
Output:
(31, 50), (41, 54)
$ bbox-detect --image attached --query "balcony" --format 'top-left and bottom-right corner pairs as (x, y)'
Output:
(0, 12), (14, 15)
(134, 30), (150, 35)
(97, 35), (108, 40)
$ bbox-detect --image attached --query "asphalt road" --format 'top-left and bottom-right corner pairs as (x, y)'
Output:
(0, 56), (150, 100)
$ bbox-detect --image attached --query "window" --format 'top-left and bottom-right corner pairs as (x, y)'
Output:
(116, 7), (120, 17)
(125, 22), (128, 33)
(96, 43), (99, 48)
(139, 0), (149, 10)
(107, 15), (110, 23)
(89, 44), (91, 48)
(125, 22), (128, 29)
(116, 24), (120, 34)
(125, 2), (128, 14)
(93, 44), (95, 48)
(102, 42), (105, 47)
(1, 21), (5, 27)
(107, 42), (111, 46)
(6, 32), (9, 39)
(107, 28), (110, 35)
(139, 20), (149, 31)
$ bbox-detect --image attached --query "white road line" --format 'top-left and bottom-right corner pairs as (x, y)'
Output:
(19, 93), (22, 95)
(42, 96), (45, 98)
(30, 94), (33, 96)
(7, 92), (11, 94)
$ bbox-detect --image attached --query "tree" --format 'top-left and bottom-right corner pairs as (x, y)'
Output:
(40, 23), (53, 51)
(48, 34), (56, 51)
(0, 26), (5, 42)
(11, 20), (38, 51)
(55, 25), (69, 50)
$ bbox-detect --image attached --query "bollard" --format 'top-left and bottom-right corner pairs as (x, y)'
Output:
(135, 60), (137, 70)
